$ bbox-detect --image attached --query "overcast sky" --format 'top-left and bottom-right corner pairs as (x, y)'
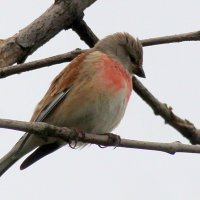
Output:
(1, 1), (200, 199)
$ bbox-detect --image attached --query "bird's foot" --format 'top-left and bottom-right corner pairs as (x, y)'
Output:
(69, 128), (85, 149)
(98, 133), (121, 149)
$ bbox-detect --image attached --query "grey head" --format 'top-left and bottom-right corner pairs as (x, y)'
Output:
(94, 32), (145, 78)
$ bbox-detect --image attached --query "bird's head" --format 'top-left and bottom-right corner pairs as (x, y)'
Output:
(94, 32), (145, 78)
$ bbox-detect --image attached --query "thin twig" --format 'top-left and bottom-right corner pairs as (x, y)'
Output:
(141, 30), (200, 46)
(0, 118), (200, 154)
(0, 49), (85, 78)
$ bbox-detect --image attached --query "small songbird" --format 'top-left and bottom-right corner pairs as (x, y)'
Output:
(0, 32), (145, 176)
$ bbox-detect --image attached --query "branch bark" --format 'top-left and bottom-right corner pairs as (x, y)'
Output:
(0, 118), (200, 154)
(0, 0), (96, 68)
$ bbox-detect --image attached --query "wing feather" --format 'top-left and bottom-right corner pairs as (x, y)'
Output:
(15, 51), (91, 157)
(31, 51), (90, 122)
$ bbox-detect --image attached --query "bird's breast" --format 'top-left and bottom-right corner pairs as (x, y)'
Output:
(69, 52), (133, 133)
(97, 53), (132, 103)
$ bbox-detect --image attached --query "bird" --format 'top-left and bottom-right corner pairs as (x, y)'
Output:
(0, 32), (145, 176)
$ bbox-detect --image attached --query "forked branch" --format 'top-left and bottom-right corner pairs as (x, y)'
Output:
(0, 0), (96, 67)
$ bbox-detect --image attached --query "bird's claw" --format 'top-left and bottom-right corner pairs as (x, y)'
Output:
(68, 128), (85, 149)
(98, 133), (121, 149)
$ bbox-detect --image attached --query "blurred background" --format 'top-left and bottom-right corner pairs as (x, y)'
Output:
(0, 1), (200, 199)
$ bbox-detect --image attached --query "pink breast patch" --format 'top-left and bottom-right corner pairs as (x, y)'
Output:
(100, 54), (132, 102)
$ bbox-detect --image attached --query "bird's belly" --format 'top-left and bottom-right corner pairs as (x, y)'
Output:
(45, 87), (129, 134)
(77, 91), (128, 134)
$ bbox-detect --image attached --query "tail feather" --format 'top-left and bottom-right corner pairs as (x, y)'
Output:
(20, 143), (60, 170)
(0, 142), (29, 177)
(0, 151), (20, 177)
(0, 133), (42, 177)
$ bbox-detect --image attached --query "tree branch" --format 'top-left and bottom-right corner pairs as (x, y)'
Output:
(132, 76), (200, 144)
(0, 0), (96, 68)
(142, 30), (200, 46)
(0, 49), (85, 78)
(0, 118), (200, 155)
(71, 19), (99, 47)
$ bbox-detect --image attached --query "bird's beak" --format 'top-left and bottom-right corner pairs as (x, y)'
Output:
(135, 67), (146, 78)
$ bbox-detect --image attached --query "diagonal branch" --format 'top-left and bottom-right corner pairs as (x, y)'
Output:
(0, 118), (200, 154)
(0, 0), (97, 68)
(71, 19), (99, 47)
(132, 76), (200, 144)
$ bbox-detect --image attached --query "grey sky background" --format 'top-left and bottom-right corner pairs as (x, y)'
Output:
(1, 1), (200, 199)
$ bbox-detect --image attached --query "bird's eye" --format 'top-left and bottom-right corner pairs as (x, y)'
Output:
(130, 56), (136, 63)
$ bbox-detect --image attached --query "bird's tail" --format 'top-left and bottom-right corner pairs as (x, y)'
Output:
(0, 149), (21, 177)
(0, 133), (40, 177)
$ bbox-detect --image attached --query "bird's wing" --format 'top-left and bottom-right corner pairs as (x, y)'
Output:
(14, 51), (91, 161)
(31, 51), (91, 122)
(15, 51), (93, 170)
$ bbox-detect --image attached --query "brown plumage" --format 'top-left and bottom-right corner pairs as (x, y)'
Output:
(0, 32), (144, 176)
